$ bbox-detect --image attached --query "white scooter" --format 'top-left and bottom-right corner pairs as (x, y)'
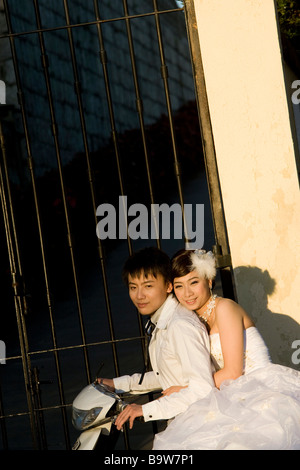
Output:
(72, 379), (160, 450)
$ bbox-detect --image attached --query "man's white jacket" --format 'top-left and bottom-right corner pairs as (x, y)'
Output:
(113, 295), (214, 422)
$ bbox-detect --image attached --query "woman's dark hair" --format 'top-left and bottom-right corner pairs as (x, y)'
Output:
(171, 248), (216, 288)
(171, 249), (193, 281)
(122, 247), (172, 286)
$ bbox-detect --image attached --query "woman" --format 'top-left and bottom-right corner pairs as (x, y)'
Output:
(153, 249), (300, 450)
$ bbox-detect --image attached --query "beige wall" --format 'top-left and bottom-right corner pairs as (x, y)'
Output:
(193, 0), (300, 367)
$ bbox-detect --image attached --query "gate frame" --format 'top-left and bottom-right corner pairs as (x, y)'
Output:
(184, 0), (235, 300)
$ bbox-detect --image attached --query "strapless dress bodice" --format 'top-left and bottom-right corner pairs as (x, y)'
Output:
(210, 326), (272, 374)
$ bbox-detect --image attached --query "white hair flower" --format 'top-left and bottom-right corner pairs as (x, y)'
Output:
(190, 249), (216, 280)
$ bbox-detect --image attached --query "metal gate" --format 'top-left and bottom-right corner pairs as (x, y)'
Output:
(0, 0), (234, 450)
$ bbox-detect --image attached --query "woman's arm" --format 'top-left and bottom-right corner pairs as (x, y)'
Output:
(213, 299), (245, 389)
(161, 385), (188, 396)
(160, 300), (247, 394)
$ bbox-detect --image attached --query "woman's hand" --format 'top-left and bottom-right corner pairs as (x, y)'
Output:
(161, 385), (188, 396)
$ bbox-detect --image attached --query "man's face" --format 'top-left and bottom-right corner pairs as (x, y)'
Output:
(128, 271), (172, 316)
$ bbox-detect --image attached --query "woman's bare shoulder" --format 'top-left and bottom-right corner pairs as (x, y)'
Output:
(216, 297), (245, 316)
(216, 297), (238, 308)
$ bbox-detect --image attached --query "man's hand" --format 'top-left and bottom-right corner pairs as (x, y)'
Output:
(96, 378), (115, 392)
(115, 403), (143, 430)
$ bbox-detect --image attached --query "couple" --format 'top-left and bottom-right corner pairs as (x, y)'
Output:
(100, 247), (300, 450)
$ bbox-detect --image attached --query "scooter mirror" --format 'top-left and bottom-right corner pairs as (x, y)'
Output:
(93, 381), (122, 402)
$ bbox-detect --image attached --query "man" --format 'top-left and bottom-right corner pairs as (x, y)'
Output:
(99, 247), (214, 431)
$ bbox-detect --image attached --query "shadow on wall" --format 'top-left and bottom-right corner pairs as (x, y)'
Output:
(233, 266), (300, 370)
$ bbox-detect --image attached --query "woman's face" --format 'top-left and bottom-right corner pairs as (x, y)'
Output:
(173, 270), (211, 312)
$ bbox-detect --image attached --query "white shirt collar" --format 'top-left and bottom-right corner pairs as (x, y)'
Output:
(150, 294), (178, 329)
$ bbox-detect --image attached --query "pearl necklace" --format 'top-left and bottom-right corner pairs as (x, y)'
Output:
(198, 294), (217, 324)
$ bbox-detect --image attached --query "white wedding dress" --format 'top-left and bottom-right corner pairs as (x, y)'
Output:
(153, 327), (300, 450)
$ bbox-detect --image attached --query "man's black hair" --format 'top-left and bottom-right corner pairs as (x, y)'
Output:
(122, 247), (172, 286)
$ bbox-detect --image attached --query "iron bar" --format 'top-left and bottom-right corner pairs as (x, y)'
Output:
(93, 0), (132, 253)
(152, 0), (189, 247)
(62, 0), (121, 381)
(120, 0), (160, 386)
(32, 0), (92, 395)
(122, 0), (161, 247)
(0, 8), (185, 41)
(0, 115), (39, 449)
(0, 370), (8, 449)
(27, 0), (86, 449)
(93, 1), (146, 377)
(1, 335), (145, 362)
(32, 367), (48, 450)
